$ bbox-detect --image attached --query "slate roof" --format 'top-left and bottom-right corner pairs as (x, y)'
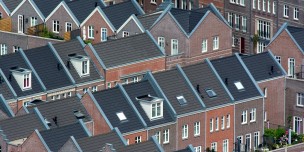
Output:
(153, 68), (204, 115)
(0, 113), (45, 141)
(0, 73), (15, 100)
(211, 55), (261, 101)
(170, 8), (207, 34)
(24, 45), (73, 91)
(40, 122), (89, 151)
(52, 39), (101, 84)
(138, 11), (162, 29)
(102, 0), (143, 29)
(66, 0), (105, 23)
(93, 32), (164, 68)
(0, 52), (44, 97)
(2, 0), (23, 12)
(27, 96), (91, 128)
(77, 131), (125, 152)
(175, 147), (194, 152)
(193, 4), (227, 25)
(182, 62), (232, 108)
(92, 87), (145, 133)
(286, 26), (304, 51)
(123, 80), (174, 127)
(241, 52), (285, 82)
(117, 140), (160, 152)
(32, 0), (62, 18)
(0, 96), (14, 119)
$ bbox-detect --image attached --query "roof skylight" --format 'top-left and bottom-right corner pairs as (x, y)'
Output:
(177, 95), (187, 105)
(234, 81), (244, 90)
(116, 112), (127, 121)
(206, 89), (217, 98)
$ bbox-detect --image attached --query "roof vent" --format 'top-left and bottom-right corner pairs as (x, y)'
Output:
(206, 89), (217, 98)
(74, 110), (85, 119)
(176, 95), (187, 105)
(45, 118), (51, 126)
(52, 116), (58, 126)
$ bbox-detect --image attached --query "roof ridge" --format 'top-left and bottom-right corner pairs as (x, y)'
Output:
(94, 32), (147, 46)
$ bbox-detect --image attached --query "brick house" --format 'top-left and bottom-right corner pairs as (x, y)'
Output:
(211, 54), (265, 151)
(85, 32), (165, 89)
(266, 23), (304, 79)
(0, 1), (10, 19)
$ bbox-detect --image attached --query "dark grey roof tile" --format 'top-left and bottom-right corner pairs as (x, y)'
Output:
(32, 0), (62, 17)
(2, 0), (23, 12)
(138, 12), (162, 29)
(117, 140), (160, 152)
(287, 26), (304, 51)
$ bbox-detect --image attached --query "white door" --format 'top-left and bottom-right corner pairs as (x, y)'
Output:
(18, 15), (24, 33)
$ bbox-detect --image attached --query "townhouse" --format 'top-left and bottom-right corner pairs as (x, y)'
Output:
(266, 23), (304, 79)
(85, 32), (165, 88)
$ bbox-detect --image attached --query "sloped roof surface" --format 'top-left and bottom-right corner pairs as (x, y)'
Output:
(138, 12), (162, 29)
(0, 75), (14, 100)
(2, 0), (23, 12)
(117, 140), (159, 152)
(287, 26), (304, 51)
(32, 0), (62, 17)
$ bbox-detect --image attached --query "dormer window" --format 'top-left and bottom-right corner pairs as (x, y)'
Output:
(10, 67), (32, 91)
(69, 54), (90, 77)
(234, 81), (244, 91)
(136, 95), (163, 120)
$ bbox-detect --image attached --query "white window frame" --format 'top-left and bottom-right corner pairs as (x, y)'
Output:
(267, 0), (270, 13)
(240, 0), (244, 6)
(211, 142), (217, 151)
(82, 60), (89, 75)
(182, 124), (188, 139)
(284, 5), (289, 17)
(294, 7), (299, 20)
(228, 12), (233, 27)
(253, 0), (256, 9)
(171, 39), (178, 55)
(88, 25), (94, 39)
(210, 118), (214, 132)
(264, 111), (267, 122)
(213, 36), (219, 50)
(258, 0), (260, 10)
(275, 56), (281, 64)
(163, 129), (169, 144)
(257, 19), (271, 40)
(135, 136), (141, 143)
(101, 28), (107, 42)
(257, 42), (266, 53)
(262, 0), (265, 11)
(288, 58), (295, 78)
(53, 20), (59, 33)
(242, 16), (247, 32)
(158, 37), (165, 50)
(23, 73), (31, 89)
(68, 92), (72, 97)
(13, 46), (20, 52)
(31, 17), (37, 27)
(235, 14), (240, 30)
(215, 117), (219, 130)
(241, 110), (247, 124)
(245, 134), (251, 150)
(223, 139), (229, 152)
(151, 102), (162, 119)
(273, 2), (276, 14)
(0, 44), (7, 55)
(18, 15), (24, 33)
(227, 114), (230, 128)
(297, 93), (304, 107)
(254, 131), (260, 150)
(250, 108), (256, 122)
(122, 31), (129, 37)
(155, 131), (161, 144)
(264, 87), (267, 98)
(92, 86), (98, 92)
(107, 82), (111, 89)
(65, 22), (72, 32)
(194, 146), (202, 152)
(221, 116), (225, 130)
(194, 121), (200, 136)
(293, 116), (302, 134)
(202, 39), (207, 52)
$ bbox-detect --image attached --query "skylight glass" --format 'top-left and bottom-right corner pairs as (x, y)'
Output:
(116, 112), (127, 121)
(177, 95), (187, 105)
(206, 89), (217, 98)
(234, 81), (244, 90)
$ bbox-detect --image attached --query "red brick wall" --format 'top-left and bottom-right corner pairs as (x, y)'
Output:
(85, 121), (94, 135)
(21, 131), (48, 152)
(206, 105), (234, 152)
(58, 138), (80, 152)
(267, 30), (304, 76)
(76, 81), (104, 95)
(84, 45), (106, 77)
(81, 93), (111, 135)
(199, 0), (224, 13)
(0, 5), (9, 19)
(177, 112), (205, 150)
(81, 9), (114, 44)
(124, 130), (147, 145)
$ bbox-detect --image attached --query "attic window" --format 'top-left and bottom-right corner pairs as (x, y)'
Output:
(234, 81), (244, 90)
(136, 95), (164, 120)
(116, 112), (127, 121)
(206, 89), (217, 98)
(69, 54), (90, 77)
(10, 67), (32, 91)
(74, 110), (85, 119)
(177, 95), (187, 105)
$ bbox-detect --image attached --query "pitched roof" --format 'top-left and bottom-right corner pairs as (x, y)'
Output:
(92, 87), (145, 133)
(182, 62), (232, 108)
(66, 0), (105, 23)
(93, 32), (164, 68)
(117, 139), (161, 152)
(241, 52), (285, 82)
(24, 45), (73, 90)
(286, 26), (304, 53)
(138, 11), (162, 29)
(123, 80), (174, 127)
(153, 68), (204, 115)
(26, 96), (91, 128)
(0, 113), (45, 141)
(211, 55), (262, 101)
(193, 4), (227, 26)
(40, 122), (89, 151)
(52, 39), (102, 84)
(77, 130), (125, 152)
(0, 71), (15, 100)
(2, 0), (23, 12)
(102, 0), (144, 29)
(0, 52), (44, 97)
(0, 95), (14, 119)
(32, 0), (62, 17)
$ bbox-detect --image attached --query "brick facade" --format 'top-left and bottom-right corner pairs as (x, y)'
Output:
(147, 123), (176, 151)
(0, 4), (9, 19)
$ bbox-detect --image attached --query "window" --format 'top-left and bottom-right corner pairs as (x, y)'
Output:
(230, 0), (235, 3)
(101, 28), (107, 42)
(107, 82), (111, 89)
(242, 16), (247, 32)
(288, 58), (295, 78)
(228, 12), (233, 27)
(211, 142), (217, 151)
(253, 0), (256, 9)
(31, 17), (37, 27)
(56, 94), (60, 100)
(135, 136), (141, 143)
(194, 122), (200, 136)
(294, 8), (299, 20)
(264, 111), (267, 122)
(234, 81), (244, 90)
(245, 134), (251, 150)
(262, 0), (265, 11)
(294, 116), (302, 134)
(284, 5), (289, 17)
(202, 39), (207, 52)
(158, 37), (165, 50)
(122, 31), (129, 37)
(68, 92), (72, 97)
(126, 139), (129, 145)
(18, 15), (23, 33)
(215, 117), (219, 130)
(223, 139), (229, 152)
(88, 26), (94, 38)
(163, 129), (169, 143)
(267, 0), (270, 12)
(66, 22), (72, 32)
(297, 93), (304, 107)
(83, 88), (88, 94)
(62, 93), (67, 98)
(92, 86), (98, 92)
(213, 36), (219, 50)
(13, 46), (20, 52)
(257, 42), (266, 53)
(257, 20), (271, 39)
(210, 118), (213, 132)
(194, 146), (201, 152)
(182, 124), (188, 139)
(0, 44), (7, 55)
(116, 111), (127, 121)
(53, 20), (59, 33)
(152, 102), (162, 118)
(227, 114), (230, 128)
(264, 88), (267, 98)
(151, 0), (156, 3)
(254, 132), (260, 150)
(258, 0), (260, 10)
(206, 89), (216, 98)
(250, 108), (256, 122)
(171, 39), (178, 55)
(221, 116), (225, 129)
(155, 131), (161, 143)
(232, 35), (236, 47)
(132, 76), (139, 83)
(23, 73), (31, 89)
(240, 0), (244, 6)
(235, 14), (240, 30)
(82, 60), (89, 75)
(273, 2), (276, 14)
(241, 110), (247, 124)
(51, 96), (55, 101)
(122, 78), (128, 85)
(275, 56), (281, 64)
